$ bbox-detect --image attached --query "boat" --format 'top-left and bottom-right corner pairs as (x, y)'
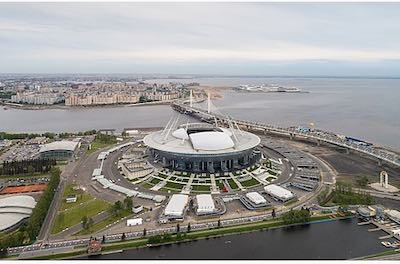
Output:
(235, 84), (305, 93)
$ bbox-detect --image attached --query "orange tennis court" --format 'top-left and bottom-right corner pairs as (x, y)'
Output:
(0, 184), (48, 195)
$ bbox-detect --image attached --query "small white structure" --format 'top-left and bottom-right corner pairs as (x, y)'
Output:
(380, 171), (389, 189)
(127, 218), (143, 226)
(196, 194), (215, 214)
(246, 192), (267, 205)
(370, 171), (399, 193)
(164, 194), (189, 218)
(132, 205), (143, 214)
(66, 195), (77, 203)
(97, 152), (109, 160)
(264, 184), (294, 202)
(92, 168), (102, 177)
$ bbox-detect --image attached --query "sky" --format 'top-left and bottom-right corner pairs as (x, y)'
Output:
(0, 2), (400, 76)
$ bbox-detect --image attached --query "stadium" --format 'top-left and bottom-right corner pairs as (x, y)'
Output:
(143, 122), (261, 173)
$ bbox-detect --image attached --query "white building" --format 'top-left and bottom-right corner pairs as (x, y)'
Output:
(264, 184), (295, 202)
(132, 205), (143, 214)
(246, 192), (267, 205)
(66, 195), (77, 203)
(164, 194), (189, 218)
(0, 195), (37, 232)
(196, 194), (215, 215)
(127, 218), (143, 226)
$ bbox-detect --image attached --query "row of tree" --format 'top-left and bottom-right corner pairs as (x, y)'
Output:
(0, 130), (97, 141)
(0, 132), (57, 140)
(0, 167), (61, 257)
(0, 158), (56, 176)
(59, 130), (96, 139)
(333, 181), (374, 206)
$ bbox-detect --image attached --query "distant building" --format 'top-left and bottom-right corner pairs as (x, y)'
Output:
(39, 140), (80, 160)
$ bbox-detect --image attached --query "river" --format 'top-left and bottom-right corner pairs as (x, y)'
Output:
(81, 218), (387, 260)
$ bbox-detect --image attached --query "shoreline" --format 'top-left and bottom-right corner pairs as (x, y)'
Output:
(0, 100), (175, 111)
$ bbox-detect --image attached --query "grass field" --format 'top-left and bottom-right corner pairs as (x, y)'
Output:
(192, 184), (211, 192)
(52, 198), (110, 234)
(227, 179), (238, 190)
(150, 177), (161, 185)
(59, 184), (93, 211)
(240, 177), (260, 187)
(165, 181), (184, 190)
(86, 141), (112, 154)
(74, 210), (132, 236)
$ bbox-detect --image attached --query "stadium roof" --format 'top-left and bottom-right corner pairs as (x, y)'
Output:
(246, 192), (267, 205)
(164, 194), (189, 217)
(264, 184), (294, 200)
(190, 132), (234, 151)
(39, 141), (79, 153)
(0, 195), (36, 232)
(144, 123), (260, 155)
(196, 194), (215, 214)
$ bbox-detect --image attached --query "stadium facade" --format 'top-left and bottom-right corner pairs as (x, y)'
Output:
(144, 122), (261, 173)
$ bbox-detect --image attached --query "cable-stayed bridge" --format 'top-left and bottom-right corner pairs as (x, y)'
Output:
(172, 98), (400, 168)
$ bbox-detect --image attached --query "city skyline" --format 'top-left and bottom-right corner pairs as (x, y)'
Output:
(1, 3), (400, 76)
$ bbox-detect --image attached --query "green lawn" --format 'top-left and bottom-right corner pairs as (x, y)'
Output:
(227, 179), (238, 190)
(74, 210), (132, 236)
(267, 170), (278, 176)
(217, 180), (225, 190)
(192, 185), (211, 192)
(150, 177), (161, 185)
(141, 182), (155, 189)
(52, 199), (110, 234)
(165, 181), (184, 190)
(240, 177), (260, 187)
(86, 135), (117, 155)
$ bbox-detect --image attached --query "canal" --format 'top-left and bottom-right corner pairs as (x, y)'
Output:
(81, 218), (388, 260)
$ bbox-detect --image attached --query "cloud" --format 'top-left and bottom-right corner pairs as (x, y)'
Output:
(0, 3), (400, 74)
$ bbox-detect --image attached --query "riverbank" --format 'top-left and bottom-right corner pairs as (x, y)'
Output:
(23, 214), (352, 260)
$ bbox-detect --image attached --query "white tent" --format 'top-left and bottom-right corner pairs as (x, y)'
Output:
(196, 194), (215, 214)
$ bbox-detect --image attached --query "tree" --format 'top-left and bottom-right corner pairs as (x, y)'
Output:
(217, 219), (221, 228)
(87, 217), (94, 230)
(272, 208), (276, 219)
(121, 233), (126, 241)
(176, 223), (180, 233)
(110, 201), (124, 217)
(123, 197), (133, 211)
(143, 228), (147, 237)
(187, 222), (191, 233)
(102, 235), (106, 244)
(81, 216), (88, 229)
